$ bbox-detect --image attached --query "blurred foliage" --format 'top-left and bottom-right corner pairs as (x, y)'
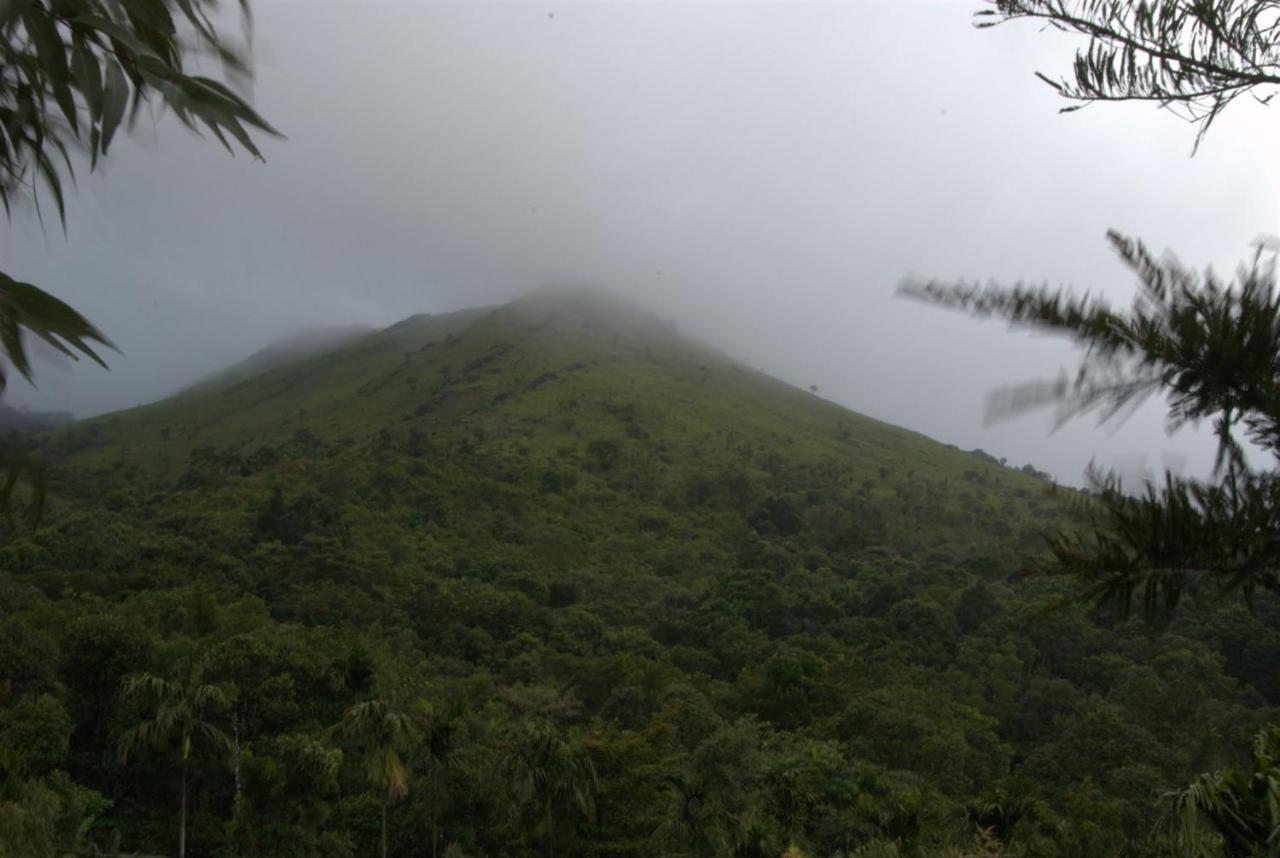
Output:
(1163, 725), (1280, 857)
(911, 8), (1280, 852)
(0, 0), (276, 220)
(904, 232), (1280, 620)
(0, 0), (277, 526)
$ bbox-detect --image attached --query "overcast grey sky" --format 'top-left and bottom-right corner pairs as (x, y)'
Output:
(4, 0), (1277, 484)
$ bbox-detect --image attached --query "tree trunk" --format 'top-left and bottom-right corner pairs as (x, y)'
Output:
(431, 806), (438, 858)
(232, 714), (242, 809)
(381, 797), (388, 858)
(179, 761), (188, 858)
(545, 801), (554, 858)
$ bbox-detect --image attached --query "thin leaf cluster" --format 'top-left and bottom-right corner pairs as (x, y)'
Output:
(0, 0), (278, 226)
(979, 0), (1280, 149)
(1162, 725), (1280, 856)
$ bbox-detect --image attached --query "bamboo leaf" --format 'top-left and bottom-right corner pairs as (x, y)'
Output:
(100, 57), (128, 155)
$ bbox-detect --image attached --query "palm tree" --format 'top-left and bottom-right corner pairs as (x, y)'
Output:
(418, 707), (458, 858)
(655, 769), (762, 858)
(655, 773), (730, 857)
(505, 720), (597, 858)
(1164, 725), (1280, 857)
(654, 722), (760, 857)
(117, 663), (232, 858)
(333, 699), (421, 858)
(966, 782), (1047, 848)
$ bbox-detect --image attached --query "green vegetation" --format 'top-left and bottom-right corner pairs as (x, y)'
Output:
(1, 290), (1276, 856)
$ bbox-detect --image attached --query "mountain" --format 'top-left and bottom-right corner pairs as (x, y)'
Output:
(48, 287), (1058, 558)
(4, 288), (1276, 858)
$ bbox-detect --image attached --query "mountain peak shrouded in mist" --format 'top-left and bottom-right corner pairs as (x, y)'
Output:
(53, 291), (975, 463)
(2, 0), (1266, 482)
(509, 284), (671, 324)
(42, 290), (1062, 564)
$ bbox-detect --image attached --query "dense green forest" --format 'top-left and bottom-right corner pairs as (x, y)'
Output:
(2, 290), (1277, 856)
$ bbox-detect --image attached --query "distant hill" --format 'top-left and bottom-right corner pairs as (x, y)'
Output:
(179, 323), (374, 396)
(0, 404), (74, 432)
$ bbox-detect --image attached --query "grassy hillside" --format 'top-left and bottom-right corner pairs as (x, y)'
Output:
(2, 289), (1276, 857)
(50, 288), (1059, 561)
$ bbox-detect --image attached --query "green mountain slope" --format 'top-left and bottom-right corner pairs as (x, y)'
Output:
(51, 288), (1057, 560)
(3, 289), (1276, 858)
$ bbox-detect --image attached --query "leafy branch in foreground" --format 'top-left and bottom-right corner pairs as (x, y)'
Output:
(0, 0), (278, 224)
(0, 0), (279, 375)
(0, 0), (278, 525)
(0, 272), (114, 529)
(901, 231), (1280, 618)
(0, 272), (113, 395)
(1042, 468), (1280, 621)
(978, 0), (1280, 149)
(1162, 725), (1280, 857)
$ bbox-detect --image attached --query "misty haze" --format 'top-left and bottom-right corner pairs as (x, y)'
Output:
(2, 2), (1278, 856)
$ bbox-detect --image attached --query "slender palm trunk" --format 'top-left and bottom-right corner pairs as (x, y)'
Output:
(179, 761), (188, 858)
(232, 714), (242, 810)
(431, 806), (438, 858)
(381, 797), (388, 858)
(545, 800), (554, 858)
